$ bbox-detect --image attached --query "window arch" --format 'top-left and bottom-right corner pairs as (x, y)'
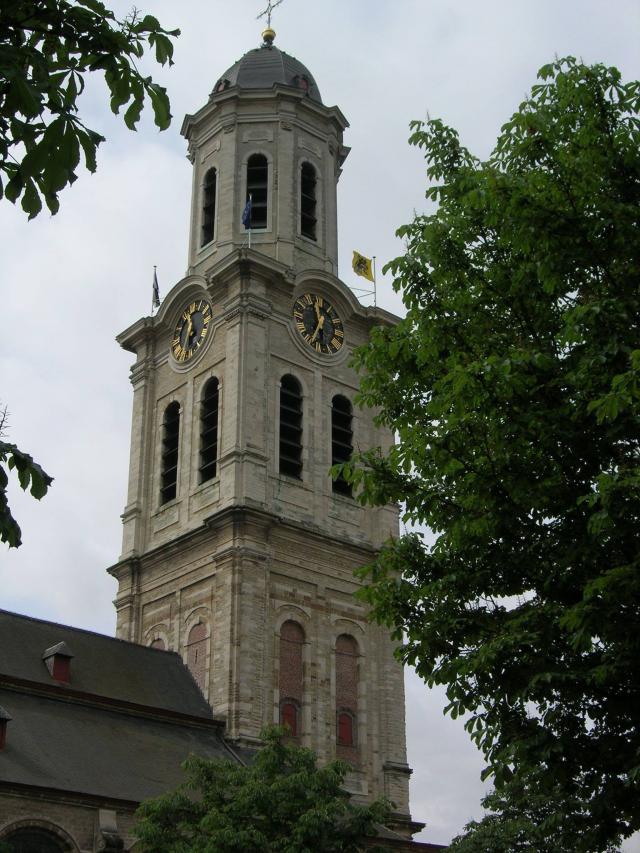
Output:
(160, 401), (180, 504)
(186, 622), (208, 693)
(201, 167), (217, 246)
(150, 638), (165, 650)
(1, 827), (71, 852)
(331, 395), (353, 497)
(199, 378), (219, 483)
(246, 154), (268, 229)
(279, 375), (303, 479)
(335, 634), (359, 758)
(279, 620), (305, 737)
(300, 162), (317, 240)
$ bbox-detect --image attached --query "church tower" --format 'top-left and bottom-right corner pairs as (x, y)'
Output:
(108, 29), (414, 829)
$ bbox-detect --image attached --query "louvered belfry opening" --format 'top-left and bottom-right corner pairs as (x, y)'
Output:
(246, 154), (268, 228)
(300, 162), (317, 240)
(279, 375), (303, 479)
(331, 395), (353, 497)
(160, 401), (180, 504)
(199, 378), (219, 483)
(201, 167), (217, 246)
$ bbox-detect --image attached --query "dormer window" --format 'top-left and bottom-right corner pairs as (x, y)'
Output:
(0, 705), (11, 749)
(42, 641), (74, 683)
(293, 74), (310, 94)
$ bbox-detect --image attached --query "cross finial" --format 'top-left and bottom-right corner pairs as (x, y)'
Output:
(257, 0), (283, 30)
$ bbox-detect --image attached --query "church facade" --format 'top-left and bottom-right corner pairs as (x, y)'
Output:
(0, 30), (443, 853)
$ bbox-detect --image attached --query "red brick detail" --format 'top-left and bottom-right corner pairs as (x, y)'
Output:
(335, 634), (358, 761)
(279, 621), (304, 734)
(281, 700), (299, 736)
(337, 710), (355, 746)
(150, 638), (166, 650)
(186, 622), (207, 693)
(51, 656), (71, 683)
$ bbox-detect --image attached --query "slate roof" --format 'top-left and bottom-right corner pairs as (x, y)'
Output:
(0, 610), (243, 803)
(0, 609), (211, 717)
(214, 43), (322, 104)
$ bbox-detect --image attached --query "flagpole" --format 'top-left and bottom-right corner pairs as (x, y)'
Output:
(373, 256), (377, 308)
(152, 265), (157, 315)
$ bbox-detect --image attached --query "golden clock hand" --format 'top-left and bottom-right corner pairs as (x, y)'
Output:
(310, 314), (325, 343)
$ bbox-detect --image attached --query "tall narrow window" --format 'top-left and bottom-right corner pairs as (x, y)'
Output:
(186, 622), (208, 693)
(279, 620), (304, 737)
(246, 154), (268, 229)
(279, 375), (303, 479)
(331, 395), (353, 497)
(199, 378), (219, 483)
(335, 634), (358, 759)
(300, 162), (317, 240)
(201, 168), (217, 246)
(160, 401), (180, 504)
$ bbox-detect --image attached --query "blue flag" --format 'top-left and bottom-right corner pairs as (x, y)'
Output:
(242, 197), (252, 229)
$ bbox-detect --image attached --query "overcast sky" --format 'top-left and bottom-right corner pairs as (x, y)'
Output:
(1, 1), (639, 847)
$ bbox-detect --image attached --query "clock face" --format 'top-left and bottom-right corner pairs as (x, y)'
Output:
(293, 293), (344, 355)
(171, 299), (212, 362)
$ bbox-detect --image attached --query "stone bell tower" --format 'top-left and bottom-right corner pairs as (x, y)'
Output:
(108, 29), (416, 832)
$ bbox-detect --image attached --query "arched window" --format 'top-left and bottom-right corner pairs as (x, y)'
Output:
(186, 622), (207, 693)
(300, 162), (317, 240)
(246, 154), (268, 229)
(150, 638), (165, 650)
(279, 375), (303, 479)
(335, 634), (358, 758)
(2, 828), (70, 852)
(160, 401), (180, 504)
(199, 378), (219, 483)
(279, 620), (305, 737)
(331, 395), (353, 497)
(201, 168), (217, 246)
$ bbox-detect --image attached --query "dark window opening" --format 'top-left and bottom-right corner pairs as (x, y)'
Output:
(246, 154), (268, 229)
(201, 168), (217, 246)
(279, 375), (303, 479)
(331, 395), (353, 497)
(3, 828), (69, 853)
(300, 162), (317, 240)
(160, 401), (180, 504)
(199, 378), (219, 483)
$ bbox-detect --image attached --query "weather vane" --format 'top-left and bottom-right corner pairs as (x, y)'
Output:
(257, 0), (284, 29)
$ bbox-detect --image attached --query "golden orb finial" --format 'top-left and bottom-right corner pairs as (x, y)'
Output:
(262, 27), (276, 45)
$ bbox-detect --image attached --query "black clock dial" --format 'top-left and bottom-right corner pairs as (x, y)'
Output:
(293, 293), (344, 355)
(171, 299), (212, 362)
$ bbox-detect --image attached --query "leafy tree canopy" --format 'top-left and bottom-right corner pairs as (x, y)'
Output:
(0, 0), (179, 218)
(343, 57), (640, 852)
(134, 727), (392, 853)
(0, 439), (52, 548)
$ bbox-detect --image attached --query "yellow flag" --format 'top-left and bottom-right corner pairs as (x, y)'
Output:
(352, 250), (374, 282)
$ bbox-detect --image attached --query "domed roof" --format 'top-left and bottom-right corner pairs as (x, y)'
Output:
(212, 40), (322, 104)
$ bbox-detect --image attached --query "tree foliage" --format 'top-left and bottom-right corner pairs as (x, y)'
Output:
(343, 57), (640, 851)
(0, 440), (53, 548)
(134, 727), (391, 853)
(0, 406), (53, 549)
(0, 0), (179, 218)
